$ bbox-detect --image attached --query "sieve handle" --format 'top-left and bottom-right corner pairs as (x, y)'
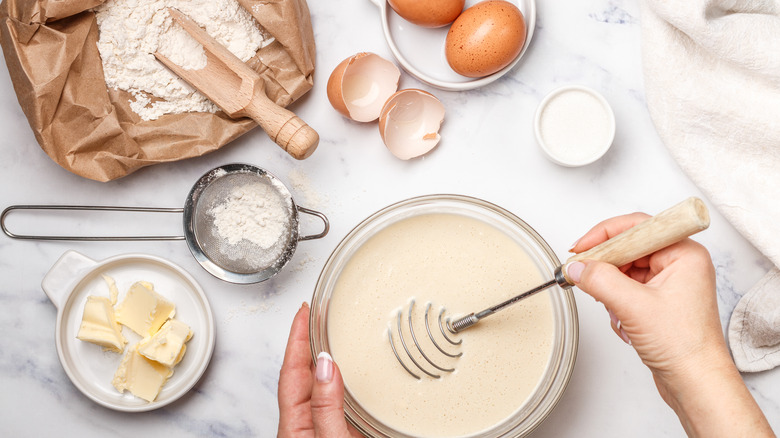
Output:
(296, 206), (329, 241)
(1, 205), (186, 241)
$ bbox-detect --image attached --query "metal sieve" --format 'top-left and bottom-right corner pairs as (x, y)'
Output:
(1, 163), (329, 284)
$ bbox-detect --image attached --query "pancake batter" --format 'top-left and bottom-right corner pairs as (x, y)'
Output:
(327, 213), (554, 437)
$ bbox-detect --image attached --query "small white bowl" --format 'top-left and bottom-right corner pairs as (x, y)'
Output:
(368, 0), (537, 91)
(534, 85), (615, 167)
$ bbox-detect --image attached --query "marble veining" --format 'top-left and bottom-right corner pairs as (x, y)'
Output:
(589, 3), (639, 25)
(0, 0), (777, 436)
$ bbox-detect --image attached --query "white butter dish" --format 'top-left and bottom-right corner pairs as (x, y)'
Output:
(41, 250), (215, 412)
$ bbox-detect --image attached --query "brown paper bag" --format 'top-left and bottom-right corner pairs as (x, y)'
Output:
(0, 0), (316, 181)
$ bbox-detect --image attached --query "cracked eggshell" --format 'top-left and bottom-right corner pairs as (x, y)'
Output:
(327, 53), (401, 123)
(378, 89), (445, 160)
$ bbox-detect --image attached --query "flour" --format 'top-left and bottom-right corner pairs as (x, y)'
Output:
(210, 183), (289, 250)
(287, 167), (329, 209)
(94, 0), (273, 121)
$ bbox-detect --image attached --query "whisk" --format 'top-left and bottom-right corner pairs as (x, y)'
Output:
(388, 300), (463, 379)
(389, 197), (710, 379)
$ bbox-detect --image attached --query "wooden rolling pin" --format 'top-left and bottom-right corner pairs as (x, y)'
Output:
(155, 8), (319, 159)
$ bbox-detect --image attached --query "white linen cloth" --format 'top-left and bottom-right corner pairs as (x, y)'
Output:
(639, 0), (780, 372)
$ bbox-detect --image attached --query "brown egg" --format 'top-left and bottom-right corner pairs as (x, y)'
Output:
(444, 0), (526, 78)
(388, 0), (465, 28)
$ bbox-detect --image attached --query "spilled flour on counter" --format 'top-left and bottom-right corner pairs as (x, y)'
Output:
(94, 0), (273, 121)
(226, 300), (276, 322)
(287, 167), (329, 209)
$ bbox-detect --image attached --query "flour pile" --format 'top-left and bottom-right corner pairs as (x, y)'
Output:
(94, 0), (273, 121)
(208, 181), (293, 271)
(210, 183), (289, 249)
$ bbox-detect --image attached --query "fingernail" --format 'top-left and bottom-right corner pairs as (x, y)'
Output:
(566, 261), (585, 283)
(619, 327), (632, 345)
(316, 352), (334, 383)
(607, 308), (618, 326)
(568, 238), (580, 252)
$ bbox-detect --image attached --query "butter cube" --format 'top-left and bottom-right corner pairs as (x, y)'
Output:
(102, 274), (119, 305)
(112, 346), (173, 402)
(115, 281), (175, 337)
(138, 319), (193, 367)
(76, 296), (127, 353)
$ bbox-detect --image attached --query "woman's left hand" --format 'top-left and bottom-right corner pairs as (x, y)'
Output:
(277, 302), (362, 438)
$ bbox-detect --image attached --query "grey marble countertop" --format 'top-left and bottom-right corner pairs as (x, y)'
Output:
(0, 0), (777, 436)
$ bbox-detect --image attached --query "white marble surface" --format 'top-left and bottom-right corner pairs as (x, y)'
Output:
(1, 0), (778, 436)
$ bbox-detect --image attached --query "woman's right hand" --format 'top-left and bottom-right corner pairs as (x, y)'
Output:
(568, 212), (773, 437)
(568, 212), (723, 391)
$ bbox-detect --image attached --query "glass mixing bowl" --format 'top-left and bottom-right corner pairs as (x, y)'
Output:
(310, 194), (578, 437)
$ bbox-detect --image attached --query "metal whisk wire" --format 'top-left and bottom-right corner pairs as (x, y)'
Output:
(426, 305), (462, 357)
(388, 300), (462, 380)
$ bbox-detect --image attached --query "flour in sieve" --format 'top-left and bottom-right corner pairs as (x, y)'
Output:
(209, 182), (291, 269)
(94, 0), (273, 121)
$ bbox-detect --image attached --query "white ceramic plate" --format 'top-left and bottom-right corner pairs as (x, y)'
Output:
(369, 0), (537, 91)
(42, 251), (216, 412)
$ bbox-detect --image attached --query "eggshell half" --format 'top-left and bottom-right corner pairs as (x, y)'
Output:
(327, 53), (401, 123)
(378, 89), (445, 160)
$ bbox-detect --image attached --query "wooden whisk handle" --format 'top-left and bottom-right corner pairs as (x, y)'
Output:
(561, 197), (710, 284)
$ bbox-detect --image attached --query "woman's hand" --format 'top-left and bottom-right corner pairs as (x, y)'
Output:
(568, 212), (723, 387)
(277, 302), (361, 438)
(569, 212), (773, 437)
